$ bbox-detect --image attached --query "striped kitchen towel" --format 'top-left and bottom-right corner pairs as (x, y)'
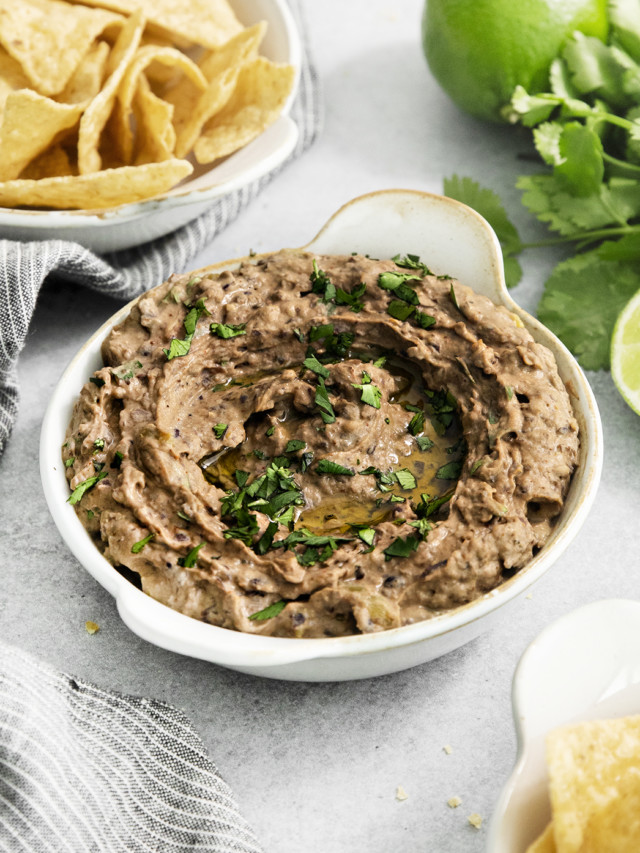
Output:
(0, 0), (321, 457)
(0, 641), (263, 853)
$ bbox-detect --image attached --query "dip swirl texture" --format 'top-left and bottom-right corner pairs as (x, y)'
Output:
(63, 251), (579, 637)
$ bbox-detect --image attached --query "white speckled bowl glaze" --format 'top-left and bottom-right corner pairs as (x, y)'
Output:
(40, 189), (603, 681)
(488, 599), (640, 852)
(0, 0), (301, 254)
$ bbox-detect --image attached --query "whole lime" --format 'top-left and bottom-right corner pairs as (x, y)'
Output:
(422, 0), (609, 122)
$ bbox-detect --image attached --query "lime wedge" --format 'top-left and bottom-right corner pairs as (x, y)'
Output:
(611, 288), (640, 416)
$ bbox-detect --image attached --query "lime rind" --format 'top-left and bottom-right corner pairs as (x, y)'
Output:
(611, 288), (640, 416)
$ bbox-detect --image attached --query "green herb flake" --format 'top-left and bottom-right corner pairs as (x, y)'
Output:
(416, 435), (434, 451)
(408, 410), (425, 435)
(392, 253), (433, 276)
(436, 461), (463, 481)
(93, 438), (105, 452)
(415, 311), (436, 329)
(164, 299), (210, 360)
(352, 373), (382, 409)
(67, 471), (107, 505)
(131, 532), (155, 554)
(213, 423), (228, 439)
(356, 527), (376, 547)
(408, 518), (433, 539)
(303, 354), (330, 379)
(315, 378), (336, 424)
(235, 470), (249, 488)
(285, 439), (306, 454)
(505, 385), (514, 400)
(111, 451), (124, 469)
(387, 300), (415, 322)
(316, 459), (355, 476)
(383, 534), (419, 561)
(470, 459), (486, 475)
(65, 457), (75, 468)
(395, 469), (417, 490)
(209, 322), (247, 339)
(249, 599), (287, 621)
(178, 542), (205, 568)
(266, 425), (276, 436)
(293, 328), (304, 343)
(449, 284), (460, 310)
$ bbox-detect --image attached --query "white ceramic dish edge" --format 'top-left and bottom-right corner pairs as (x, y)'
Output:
(40, 189), (603, 681)
(0, 0), (301, 254)
(487, 598), (640, 853)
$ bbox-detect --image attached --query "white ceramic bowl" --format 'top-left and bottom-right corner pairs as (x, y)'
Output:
(488, 598), (640, 852)
(40, 189), (603, 681)
(0, 0), (301, 254)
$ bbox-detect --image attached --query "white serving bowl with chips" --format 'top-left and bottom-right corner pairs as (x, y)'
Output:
(488, 598), (640, 853)
(40, 189), (603, 681)
(0, 0), (301, 254)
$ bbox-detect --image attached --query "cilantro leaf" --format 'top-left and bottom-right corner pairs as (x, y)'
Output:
(315, 378), (336, 423)
(164, 299), (210, 360)
(178, 542), (205, 568)
(352, 373), (382, 408)
(213, 423), (228, 439)
(131, 532), (155, 553)
(537, 250), (640, 369)
(436, 461), (463, 481)
(316, 459), (355, 476)
(285, 439), (306, 453)
(303, 354), (330, 378)
(395, 469), (417, 490)
(67, 471), (107, 505)
(249, 600), (286, 621)
(209, 322), (247, 339)
(383, 534), (419, 561)
(387, 300), (415, 321)
(444, 174), (523, 288)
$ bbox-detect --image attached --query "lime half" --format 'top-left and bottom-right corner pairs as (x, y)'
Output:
(611, 288), (640, 416)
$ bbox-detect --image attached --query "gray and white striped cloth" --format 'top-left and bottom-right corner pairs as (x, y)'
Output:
(0, 641), (262, 853)
(0, 0), (321, 457)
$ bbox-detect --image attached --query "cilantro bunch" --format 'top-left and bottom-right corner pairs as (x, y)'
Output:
(445, 3), (640, 371)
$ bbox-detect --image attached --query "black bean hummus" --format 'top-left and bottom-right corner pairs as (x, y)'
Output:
(63, 251), (579, 638)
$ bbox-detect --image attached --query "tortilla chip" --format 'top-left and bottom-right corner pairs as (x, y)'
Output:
(0, 90), (83, 181)
(65, 0), (243, 49)
(111, 44), (206, 164)
(194, 57), (295, 165)
(77, 9), (145, 174)
(525, 823), (557, 853)
(546, 715), (640, 853)
(578, 773), (640, 852)
(21, 145), (74, 180)
(166, 22), (266, 159)
(0, 0), (122, 96)
(0, 49), (31, 110)
(132, 75), (175, 164)
(58, 40), (111, 105)
(0, 158), (192, 209)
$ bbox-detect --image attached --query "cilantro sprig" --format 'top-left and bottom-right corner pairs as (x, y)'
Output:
(444, 12), (640, 371)
(164, 298), (211, 360)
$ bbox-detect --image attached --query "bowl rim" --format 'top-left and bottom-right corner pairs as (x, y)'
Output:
(0, 0), (301, 224)
(39, 188), (603, 670)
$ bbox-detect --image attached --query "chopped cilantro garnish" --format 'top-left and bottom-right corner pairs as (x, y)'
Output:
(408, 410), (425, 435)
(315, 378), (336, 424)
(212, 423), (228, 439)
(416, 489), (455, 518)
(90, 376), (105, 388)
(436, 461), (463, 480)
(449, 284), (460, 310)
(387, 300), (415, 321)
(131, 532), (155, 554)
(310, 259), (336, 303)
(505, 385), (514, 400)
(372, 355), (387, 368)
(470, 459), (485, 475)
(383, 534), (419, 561)
(93, 439), (105, 452)
(392, 253), (433, 276)
(316, 459), (355, 476)
(378, 271), (421, 303)
(300, 451), (314, 473)
(395, 469), (417, 490)
(354, 527), (376, 547)
(178, 542), (205, 568)
(209, 321), (247, 339)
(408, 518), (433, 539)
(335, 281), (367, 312)
(415, 311), (436, 329)
(309, 323), (334, 342)
(111, 451), (124, 469)
(352, 373), (382, 409)
(253, 449), (267, 460)
(293, 328), (304, 342)
(415, 435), (434, 451)
(249, 600), (286, 621)
(285, 439), (306, 453)
(235, 470), (249, 488)
(254, 521), (279, 556)
(65, 457), (75, 468)
(164, 298), (210, 360)
(111, 359), (143, 381)
(67, 471), (107, 505)
(303, 354), (330, 379)
(177, 510), (192, 522)
(266, 425), (276, 436)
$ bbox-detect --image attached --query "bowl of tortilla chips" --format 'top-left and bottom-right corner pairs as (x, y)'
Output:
(489, 598), (640, 852)
(0, 0), (301, 252)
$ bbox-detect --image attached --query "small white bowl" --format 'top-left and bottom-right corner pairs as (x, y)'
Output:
(488, 598), (640, 852)
(0, 0), (301, 254)
(40, 189), (603, 681)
